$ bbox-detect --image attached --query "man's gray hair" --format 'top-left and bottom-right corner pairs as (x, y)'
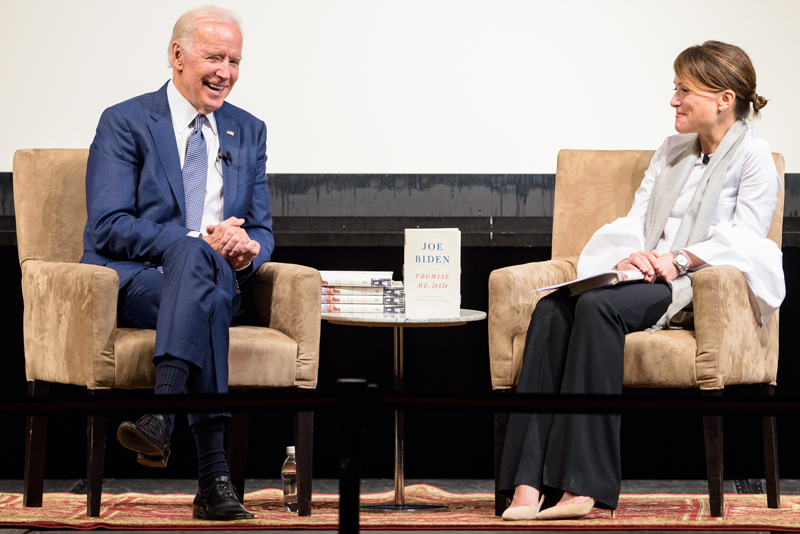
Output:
(168, 5), (243, 68)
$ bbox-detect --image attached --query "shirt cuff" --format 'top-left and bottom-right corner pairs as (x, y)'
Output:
(188, 230), (201, 237)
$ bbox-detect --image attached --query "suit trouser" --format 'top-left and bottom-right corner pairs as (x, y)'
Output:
(118, 236), (242, 426)
(498, 282), (672, 509)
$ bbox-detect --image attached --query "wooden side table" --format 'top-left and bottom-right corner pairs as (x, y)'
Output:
(322, 309), (487, 512)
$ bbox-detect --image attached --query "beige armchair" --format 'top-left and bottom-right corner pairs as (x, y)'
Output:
(13, 149), (322, 517)
(489, 149), (784, 518)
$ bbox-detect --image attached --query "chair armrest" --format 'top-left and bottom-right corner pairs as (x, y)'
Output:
(693, 265), (779, 389)
(20, 260), (119, 388)
(249, 262), (321, 389)
(488, 259), (575, 389)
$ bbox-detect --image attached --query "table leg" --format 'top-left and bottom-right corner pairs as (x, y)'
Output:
(362, 325), (446, 512)
(394, 326), (403, 390)
(394, 326), (405, 506)
(395, 409), (405, 506)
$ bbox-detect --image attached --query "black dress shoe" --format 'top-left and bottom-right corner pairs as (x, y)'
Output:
(117, 414), (171, 468)
(193, 476), (255, 520)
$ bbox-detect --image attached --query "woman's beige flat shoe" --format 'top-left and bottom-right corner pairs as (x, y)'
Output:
(501, 495), (546, 521)
(536, 498), (595, 520)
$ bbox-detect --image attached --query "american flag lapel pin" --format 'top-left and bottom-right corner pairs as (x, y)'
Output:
(227, 130), (235, 136)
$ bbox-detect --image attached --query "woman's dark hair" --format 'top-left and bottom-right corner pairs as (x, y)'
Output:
(674, 40), (767, 119)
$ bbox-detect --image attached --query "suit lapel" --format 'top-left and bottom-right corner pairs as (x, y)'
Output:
(147, 84), (186, 220)
(216, 106), (241, 219)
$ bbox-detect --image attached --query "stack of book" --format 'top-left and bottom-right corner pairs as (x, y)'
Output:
(319, 271), (404, 313)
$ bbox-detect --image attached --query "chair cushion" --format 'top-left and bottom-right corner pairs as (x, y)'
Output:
(623, 330), (698, 388)
(511, 327), (699, 389)
(112, 326), (298, 389)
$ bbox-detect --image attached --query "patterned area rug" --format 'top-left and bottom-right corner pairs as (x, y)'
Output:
(2, 484), (800, 530)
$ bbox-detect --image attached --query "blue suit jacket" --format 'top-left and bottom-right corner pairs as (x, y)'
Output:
(81, 82), (274, 288)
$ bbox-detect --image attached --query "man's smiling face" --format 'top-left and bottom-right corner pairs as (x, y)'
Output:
(172, 20), (242, 115)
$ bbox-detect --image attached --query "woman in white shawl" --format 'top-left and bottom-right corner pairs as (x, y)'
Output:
(499, 41), (784, 521)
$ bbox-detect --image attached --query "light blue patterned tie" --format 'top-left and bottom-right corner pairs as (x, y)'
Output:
(182, 114), (207, 232)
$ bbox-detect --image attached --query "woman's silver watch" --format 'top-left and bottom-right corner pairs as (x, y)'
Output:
(672, 250), (690, 276)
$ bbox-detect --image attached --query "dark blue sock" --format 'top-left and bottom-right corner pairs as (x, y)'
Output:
(192, 417), (230, 492)
(154, 357), (189, 436)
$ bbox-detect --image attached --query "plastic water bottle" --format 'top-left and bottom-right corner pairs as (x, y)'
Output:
(281, 446), (298, 512)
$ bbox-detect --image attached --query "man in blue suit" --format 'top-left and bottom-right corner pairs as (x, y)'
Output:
(81, 6), (272, 520)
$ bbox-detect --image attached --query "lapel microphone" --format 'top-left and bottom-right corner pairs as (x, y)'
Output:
(219, 151), (233, 166)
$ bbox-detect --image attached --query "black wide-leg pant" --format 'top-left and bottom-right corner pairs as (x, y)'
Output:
(499, 282), (673, 509)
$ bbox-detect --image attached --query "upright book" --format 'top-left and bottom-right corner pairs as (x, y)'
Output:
(403, 228), (461, 318)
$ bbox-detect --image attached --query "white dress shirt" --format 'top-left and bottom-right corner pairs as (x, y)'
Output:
(167, 80), (224, 236)
(577, 127), (785, 324)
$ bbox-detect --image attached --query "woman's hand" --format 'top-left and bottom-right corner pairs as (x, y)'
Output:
(652, 250), (703, 282)
(615, 250), (660, 283)
(652, 253), (680, 282)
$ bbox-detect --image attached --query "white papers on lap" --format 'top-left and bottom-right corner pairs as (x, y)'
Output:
(531, 270), (645, 296)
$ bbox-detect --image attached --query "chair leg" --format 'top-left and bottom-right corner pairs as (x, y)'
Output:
(761, 384), (780, 509)
(702, 390), (724, 518)
(494, 411), (510, 516)
(294, 409), (314, 516)
(24, 381), (50, 508)
(226, 410), (250, 498)
(86, 389), (109, 518)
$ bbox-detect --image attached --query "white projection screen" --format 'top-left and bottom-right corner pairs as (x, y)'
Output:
(2, 0), (798, 173)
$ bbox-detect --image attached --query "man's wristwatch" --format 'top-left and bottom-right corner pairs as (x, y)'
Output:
(672, 250), (690, 276)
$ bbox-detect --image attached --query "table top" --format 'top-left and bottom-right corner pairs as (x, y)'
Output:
(321, 309), (486, 328)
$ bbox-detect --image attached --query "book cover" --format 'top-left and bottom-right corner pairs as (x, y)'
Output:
(321, 294), (404, 305)
(531, 270), (645, 296)
(403, 228), (461, 318)
(319, 270), (394, 287)
(322, 304), (404, 314)
(321, 282), (404, 296)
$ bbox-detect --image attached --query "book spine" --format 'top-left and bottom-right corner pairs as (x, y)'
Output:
(322, 304), (405, 313)
(321, 286), (404, 297)
(320, 276), (393, 287)
(321, 295), (403, 304)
